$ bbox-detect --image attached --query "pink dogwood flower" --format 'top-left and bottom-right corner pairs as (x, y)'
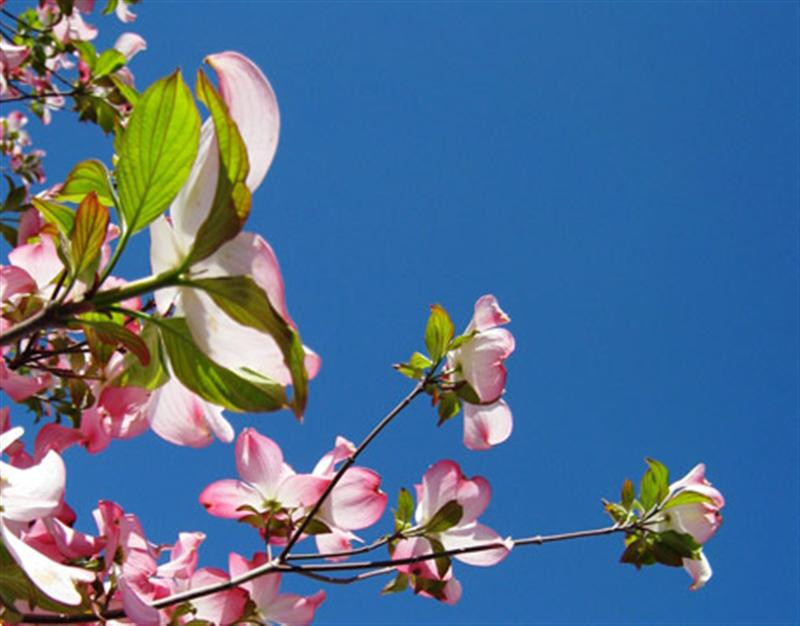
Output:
(310, 436), (387, 559)
(651, 463), (725, 590)
(229, 552), (326, 625)
(0, 426), (95, 605)
(199, 428), (328, 543)
(149, 51), (320, 395)
(392, 460), (511, 603)
(447, 295), (515, 450)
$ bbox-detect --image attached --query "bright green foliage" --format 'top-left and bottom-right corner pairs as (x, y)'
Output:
(423, 500), (463, 534)
(155, 317), (287, 413)
(31, 198), (75, 236)
(70, 192), (109, 281)
(185, 69), (251, 264)
(58, 160), (115, 206)
(186, 276), (308, 418)
(424, 304), (454, 363)
(116, 71), (200, 233)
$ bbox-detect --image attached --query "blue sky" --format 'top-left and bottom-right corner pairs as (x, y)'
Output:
(4, 1), (799, 623)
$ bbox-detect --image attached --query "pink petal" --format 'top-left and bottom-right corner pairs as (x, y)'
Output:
(148, 377), (231, 447)
(33, 424), (85, 460)
(0, 424), (24, 453)
(117, 577), (162, 625)
(456, 328), (514, 403)
(463, 399), (513, 451)
(205, 51), (280, 191)
(157, 532), (205, 580)
(43, 517), (103, 560)
(325, 467), (387, 530)
(312, 436), (356, 476)
(115, 0), (137, 22)
(199, 479), (264, 519)
(79, 406), (112, 454)
(148, 216), (182, 311)
(392, 537), (441, 581)
(455, 474), (491, 525)
(0, 359), (50, 402)
(1, 520), (95, 606)
(684, 551), (713, 591)
(467, 294), (510, 332)
(315, 529), (357, 562)
(669, 463), (725, 508)
(236, 428), (285, 496)
(228, 552), (279, 606)
(276, 474), (330, 509)
(418, 460), (461, 524)
(0, 265), (36, 300)
(189, 568), (248, 624)
(263, 590), (326, 626)
(98, 386), (150, 440)
(442, 522), (511, 567)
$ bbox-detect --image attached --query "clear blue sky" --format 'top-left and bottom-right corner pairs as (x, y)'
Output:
(6, 1), (799, 623)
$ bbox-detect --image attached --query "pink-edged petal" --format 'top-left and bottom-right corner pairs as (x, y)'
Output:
(205, 51), (279, 191)
(441, 522), (512, 567)
(180, 287), (291, 385)
(684, 551), (713, 591)
(0, 359), (50, 402)
(33, 423), (85, 460)
(79, 406), (112, 454)
(262, 589), (326, 626)
(304, 346), (322, 381)
(235, 428), (285, 497)
(666, 503), (723, 545)
(467, 294), (510, 332)
(455, 475), (491, 525)
(0, 265), (36, 300)
(148, 216), (182, 312)
(157, 532), (205, 580)
(392, 537), (441, 581)
(98, 386), (150, 440)
(189, 567), (248, 624)
(114, 33), (145, 60)
(312, 436), (356, 477)
(0, 424), (23, 452)
(463, 399), (513, 451)
(0, 449), (64, 522)
(42, 517), (103, 560)
(228, 552), (279, 605)
(315, 529), (357, 562)
(325, 467), (387, 530)
(199, 479), (264, 519)
(194, 231), (291, 323)
(1, 520), (95, 606)
(147, 377), (230, 447)
(117, 576), (162, 625)
(417, 460), (461, 524)
(168, 121), (219, 251)
(457, 328), (514, 403)
(115, 0), (137, 22)
(276, 474), (329, 509)
(669, 463), (725, 508)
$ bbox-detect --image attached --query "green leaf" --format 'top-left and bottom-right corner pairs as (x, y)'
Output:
(396, 488), (414, 525)
(621, 478), (635, 510)
(619, 536), (648, 570)
(110, 74), (139, 106)
(603, 500), (628, 524)
(454, 381), (481, 405)
(380, 573), (409, 595)
(112, 321), (168, 390)
(31, 198), (75, 236)
(448, 331), (476, 351)
(73, 40), (97, 70)
(661, 490), (715, 510)
(428, 537), (451, 579)
(116, 70), (200, 233)
(70, 191), (109, 279)
(436, 392), (461, 426)
(424, 304), (454, 363)
(409, 351), (433, 370)
(93, 49), (126, 79)
(424, 500), (463, 534)
(185, 69), (251, 264)
(651, 531), (700, 567)
(78, 317), (150, 366)
(393, 363), (425, 380)
(58, 159), (115, 206)
(156, 317), (287, 413)
(640, 458), (670, 511)
(185, 276), (308, 418)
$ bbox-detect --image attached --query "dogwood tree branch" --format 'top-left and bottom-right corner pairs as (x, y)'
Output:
(15, 523), (629, 624)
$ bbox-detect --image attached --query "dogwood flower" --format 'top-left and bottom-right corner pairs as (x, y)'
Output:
(149, 51), (320, 395)
(392, 460), (511, 603)
(0, 426), (95, 605)
(229, 552), (326, 625)
(447, 295), (515, 450)
(199, 428), (328, 543)
(651, 463), (725, 590)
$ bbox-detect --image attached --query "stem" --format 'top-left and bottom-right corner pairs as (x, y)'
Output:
(14, 524), (628, 624)
(278, 379), (428, 559)
(96, 227), (132, 287)
(286, 533), (399, 562)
